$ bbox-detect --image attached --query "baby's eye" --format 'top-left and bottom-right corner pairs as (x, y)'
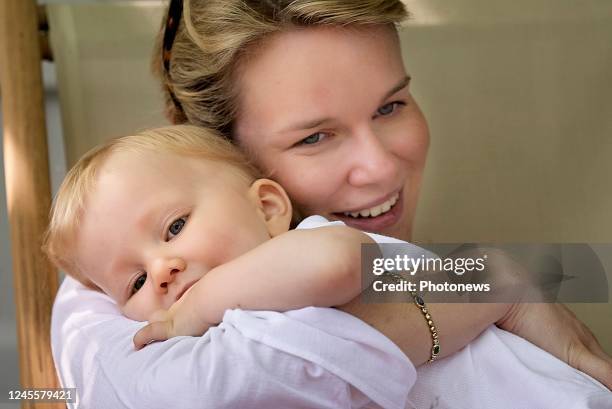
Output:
(132, 272), (147, 295)
(299, 132), (327, 146)
(167, 216), (187, 241)
(375, 101), (405, 117)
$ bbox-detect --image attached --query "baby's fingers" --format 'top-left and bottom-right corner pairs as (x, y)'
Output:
(133, 321), (172, 350)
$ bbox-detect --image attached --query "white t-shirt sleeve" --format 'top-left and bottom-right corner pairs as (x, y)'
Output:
(52, 260), (415, 408)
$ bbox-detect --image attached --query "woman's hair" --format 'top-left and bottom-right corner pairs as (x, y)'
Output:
(43, 125), (260, 288)
(153, 0), (408, 136)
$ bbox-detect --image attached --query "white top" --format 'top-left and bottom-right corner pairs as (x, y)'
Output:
(411, 325), (612, 409)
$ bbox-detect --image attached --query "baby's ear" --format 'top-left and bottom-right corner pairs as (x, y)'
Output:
(248, 179), (292, 237)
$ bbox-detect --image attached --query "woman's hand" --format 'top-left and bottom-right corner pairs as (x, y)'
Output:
(133, 287), (213, 350)
(489, 249), (612, 390)
(497, 303), (612, 390)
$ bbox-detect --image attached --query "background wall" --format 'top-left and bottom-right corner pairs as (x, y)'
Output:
(402, 0), (612, 352)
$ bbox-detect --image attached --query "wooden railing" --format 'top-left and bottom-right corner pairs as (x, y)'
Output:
(0, 1), (62, 408)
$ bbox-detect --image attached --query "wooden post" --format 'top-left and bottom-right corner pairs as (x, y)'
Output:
(0, 1), (62, 408)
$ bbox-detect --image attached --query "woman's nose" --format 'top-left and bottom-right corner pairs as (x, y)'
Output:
(148, 257), (186, 293)
(347, 128), (398, 187)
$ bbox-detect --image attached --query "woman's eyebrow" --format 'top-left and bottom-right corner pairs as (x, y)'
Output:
(275, 76), (411, 134)
(277, 116), (332, 133)
(380, 75), (411, 104)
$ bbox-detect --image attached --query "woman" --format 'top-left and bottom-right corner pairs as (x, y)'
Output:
(153, 0), (612, 380)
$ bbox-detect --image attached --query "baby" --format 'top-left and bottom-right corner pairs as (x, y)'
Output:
(44, 125), (379, 349)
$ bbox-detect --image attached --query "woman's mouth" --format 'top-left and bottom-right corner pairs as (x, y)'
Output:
(331, 191), (404, 233)
(342, 192), (399, 218)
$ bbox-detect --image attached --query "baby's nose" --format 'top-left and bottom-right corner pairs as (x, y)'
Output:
(149, 257), (186, 293)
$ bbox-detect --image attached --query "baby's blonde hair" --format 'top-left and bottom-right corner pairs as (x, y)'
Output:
(43, 125), (260, 287)
(153, 0), (408, 134)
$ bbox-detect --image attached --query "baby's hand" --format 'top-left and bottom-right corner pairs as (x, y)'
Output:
(133, 288), (214, 350)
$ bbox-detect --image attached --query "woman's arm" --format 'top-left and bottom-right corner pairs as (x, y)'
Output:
(339, 297), (508, 365)
(340, 243), (612, 388)
(340, 298), (612, 389)
(134, 226), (371, 348)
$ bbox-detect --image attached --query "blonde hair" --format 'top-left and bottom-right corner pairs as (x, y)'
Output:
(153, 0), (408, 134)
(43, 125), (260, 287)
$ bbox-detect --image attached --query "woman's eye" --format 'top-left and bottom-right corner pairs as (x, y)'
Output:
(167, 216), (187, 240)
(299, 132), (327, 146)
(132, 272), (147, 295)
(376, 101), (405, 117)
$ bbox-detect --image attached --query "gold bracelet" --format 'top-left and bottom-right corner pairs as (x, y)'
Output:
(385, 271), (440, 363)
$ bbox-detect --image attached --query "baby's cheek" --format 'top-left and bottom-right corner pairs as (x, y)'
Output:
(199, 231), (246, 267)
(121, 293), (162, 322)
(121, 303), (148, 322)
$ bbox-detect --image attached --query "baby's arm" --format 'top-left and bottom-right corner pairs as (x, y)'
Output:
(134, 226), (374, 349)
(196, 226), (374, 314)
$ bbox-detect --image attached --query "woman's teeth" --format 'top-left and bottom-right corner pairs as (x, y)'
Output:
(343, 193), (399, 218)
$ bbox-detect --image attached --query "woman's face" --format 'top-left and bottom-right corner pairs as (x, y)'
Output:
(234, 25), (429, 240)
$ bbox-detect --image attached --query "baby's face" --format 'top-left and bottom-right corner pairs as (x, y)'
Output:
(74, 150), (275, 321)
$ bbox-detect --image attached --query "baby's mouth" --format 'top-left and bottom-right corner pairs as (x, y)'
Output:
(175, 280), (198, 302)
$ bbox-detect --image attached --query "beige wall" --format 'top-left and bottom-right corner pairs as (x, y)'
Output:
(48, 3), (167, 167)
(401, 0), (612, 351)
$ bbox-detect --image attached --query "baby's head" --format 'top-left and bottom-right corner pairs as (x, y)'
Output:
(44, 125), (292, 321)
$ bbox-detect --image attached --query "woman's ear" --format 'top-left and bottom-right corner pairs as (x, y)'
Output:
(247, 179), (293, 237)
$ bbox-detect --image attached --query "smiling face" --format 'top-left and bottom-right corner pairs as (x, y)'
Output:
(234, 25), (429, 240)
(74, 150), (286, 321)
